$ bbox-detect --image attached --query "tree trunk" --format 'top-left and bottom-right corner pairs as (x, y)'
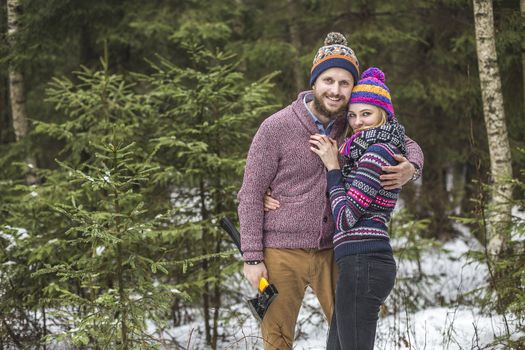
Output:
(472, 0), (513, 255)
(0, 77), (11, 144)
(198, 179), (214, 347)
(42, 306), (47, 350)
(7, 71), (28, 142)
(7, 0), (29, 142)
(114, 201), (129, 349)
(210, 237), (222, 350)
(7, 0), (37, 184)
(202, 261), (212, 346)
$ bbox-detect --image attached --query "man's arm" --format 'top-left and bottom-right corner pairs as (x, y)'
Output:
(237, 121), (280, 289)
(404, 136), (424, 174)
(237, 121), (280, 262)
(380, 136), (424, 190)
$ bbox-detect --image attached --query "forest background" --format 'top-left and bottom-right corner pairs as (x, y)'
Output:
(0, 0), (523, 349)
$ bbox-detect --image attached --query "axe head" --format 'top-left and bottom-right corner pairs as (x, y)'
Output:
(247, 281), (278, 322)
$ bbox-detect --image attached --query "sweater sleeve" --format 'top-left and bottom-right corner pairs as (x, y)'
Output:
(237, 121), (280, 261)
(404, 136), (424, 177)
(327, 144), (394, 232)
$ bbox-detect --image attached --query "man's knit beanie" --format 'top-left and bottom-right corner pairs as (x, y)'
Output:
(350, 67), (395, 120)
(310, 32), (360, 87)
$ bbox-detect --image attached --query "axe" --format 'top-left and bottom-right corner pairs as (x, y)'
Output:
(220, 217), (278, 322)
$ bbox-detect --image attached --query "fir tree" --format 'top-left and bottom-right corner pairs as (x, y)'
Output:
(1, 30), (277, 348)
(137, 32), (278, 348)
(28, 56), (185, 349)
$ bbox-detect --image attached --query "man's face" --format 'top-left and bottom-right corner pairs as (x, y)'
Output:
(311, 68), (355, 120)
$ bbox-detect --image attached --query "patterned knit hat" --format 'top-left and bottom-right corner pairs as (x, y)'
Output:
(349, 67), (395, 120)
(310, 32), (359, 87)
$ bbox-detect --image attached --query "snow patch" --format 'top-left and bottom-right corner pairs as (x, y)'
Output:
(95, 246), (105, 255)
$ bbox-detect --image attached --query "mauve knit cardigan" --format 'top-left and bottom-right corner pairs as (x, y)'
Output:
(237, 91), (424, 261)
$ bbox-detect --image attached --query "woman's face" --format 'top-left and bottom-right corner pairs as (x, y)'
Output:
(348, 104), (384, 132)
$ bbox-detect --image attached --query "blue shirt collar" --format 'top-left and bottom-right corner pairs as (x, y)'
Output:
(303, 93), (335, 136)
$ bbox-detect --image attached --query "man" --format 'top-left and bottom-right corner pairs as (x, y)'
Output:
(237, 32), (423, 350)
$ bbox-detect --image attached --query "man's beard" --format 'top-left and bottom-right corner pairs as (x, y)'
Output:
(313, 93), (348, 120)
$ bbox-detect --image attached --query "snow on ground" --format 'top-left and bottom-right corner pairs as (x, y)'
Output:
(170, 229), (522, 349)
(402, 229), (488, 305)
(374, 306), (520, 350)
(172, 291), (520, 350)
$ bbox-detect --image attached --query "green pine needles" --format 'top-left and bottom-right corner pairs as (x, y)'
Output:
(0, 38), (277, 349)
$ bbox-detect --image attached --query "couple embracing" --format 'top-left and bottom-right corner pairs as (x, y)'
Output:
(238, 32), (424, 350)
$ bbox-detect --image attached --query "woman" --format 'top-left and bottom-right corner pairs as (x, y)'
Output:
(309, 67), (405, 349)
(263, 67), (406, 348)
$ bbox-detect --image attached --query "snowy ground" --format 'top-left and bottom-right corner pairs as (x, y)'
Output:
(171, 224), (524, 350)
(29, 209), (523, 349)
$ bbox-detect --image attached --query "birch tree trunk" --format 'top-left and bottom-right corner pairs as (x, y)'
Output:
(7, 0), (37, 185)
(7, 0), (29, 142)
(473, 0), (513, 255)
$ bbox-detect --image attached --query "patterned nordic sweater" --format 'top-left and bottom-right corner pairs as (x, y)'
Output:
(327, 142), (402, 261)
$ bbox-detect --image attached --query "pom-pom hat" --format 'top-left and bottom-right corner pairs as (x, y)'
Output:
(310, 32), (360, 86)
(349, 67), (395, 120)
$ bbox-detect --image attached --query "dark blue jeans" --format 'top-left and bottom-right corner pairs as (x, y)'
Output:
(327, 252), (396, 350)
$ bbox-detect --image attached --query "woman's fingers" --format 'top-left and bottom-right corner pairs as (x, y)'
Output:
(263, 190), (281, 211)
(312, 134), (327, 139)
(309, 138), (330, 149)
(310, 146), (321, 155)
(310, 134), (337, 149)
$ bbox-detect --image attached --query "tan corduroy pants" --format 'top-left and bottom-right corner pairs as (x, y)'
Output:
(260, 248), (338, 350)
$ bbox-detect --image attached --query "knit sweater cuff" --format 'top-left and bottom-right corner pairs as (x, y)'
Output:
(327, 169), (344, 190)
(243, 251), (264, 261)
